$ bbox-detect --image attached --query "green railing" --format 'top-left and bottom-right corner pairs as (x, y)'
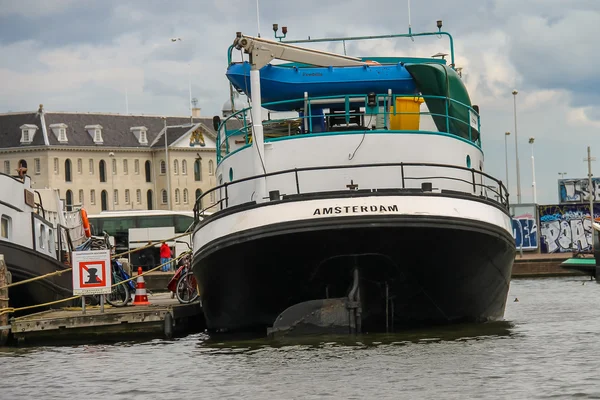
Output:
(216, 93), (481, 164)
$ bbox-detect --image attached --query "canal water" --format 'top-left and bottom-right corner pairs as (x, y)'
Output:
(2, 277), (600, 399)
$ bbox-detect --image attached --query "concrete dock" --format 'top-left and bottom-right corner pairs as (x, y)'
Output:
(512, 253), (588, 278)
(10, 293), (204, 346)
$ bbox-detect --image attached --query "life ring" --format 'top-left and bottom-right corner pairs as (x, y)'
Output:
(81, 208), (92, 238)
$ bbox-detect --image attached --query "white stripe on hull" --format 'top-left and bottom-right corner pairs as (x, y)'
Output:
(194, 195), (512, 253)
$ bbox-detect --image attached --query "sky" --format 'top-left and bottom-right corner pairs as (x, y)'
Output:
(1, 0), (599, 205)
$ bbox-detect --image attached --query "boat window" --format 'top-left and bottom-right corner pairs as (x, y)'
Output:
(174, 215), (194, 232)
(0, 215), (10, 239)
(138, 215), (175, 229)
(48, 229), (54, 252)
(39, 225), (46, 249)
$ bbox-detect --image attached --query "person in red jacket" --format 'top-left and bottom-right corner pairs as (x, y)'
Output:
(160, 242), (172, 272)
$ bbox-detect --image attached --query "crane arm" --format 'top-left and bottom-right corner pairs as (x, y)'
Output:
(233, 34), (366, 69)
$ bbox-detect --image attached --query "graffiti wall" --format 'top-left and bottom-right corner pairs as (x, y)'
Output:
(558, 178), (600, 203)
(538, 203), (598, 253)
(510, 204), (538, 251)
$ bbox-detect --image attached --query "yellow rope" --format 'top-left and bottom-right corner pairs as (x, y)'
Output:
(3, 251), (192, 319)
(0, 267), (72, 290)
(0, 231), (193, 291)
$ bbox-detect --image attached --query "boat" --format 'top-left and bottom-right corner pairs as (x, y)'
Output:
(0, 172), (80, 315)
(192, 24), (515, 335)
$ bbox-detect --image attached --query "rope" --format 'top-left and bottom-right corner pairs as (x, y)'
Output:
(3, 250), (192, 318)
(0, 231), (192, 291)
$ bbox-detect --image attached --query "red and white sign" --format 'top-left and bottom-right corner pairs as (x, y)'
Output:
(72, 250), (112, 295)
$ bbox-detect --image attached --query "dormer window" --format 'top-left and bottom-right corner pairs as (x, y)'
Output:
(130, 126), (148, 145)
(19, 124), (38, 144)
(49, 123), (68, 143)
(85, 125), (103, 144)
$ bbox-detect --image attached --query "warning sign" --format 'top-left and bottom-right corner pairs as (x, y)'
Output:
(72, 250), (112, 295)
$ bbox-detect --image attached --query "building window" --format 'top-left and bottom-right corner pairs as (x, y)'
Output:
(65, 159), (72, 182)
(125, 189), (130, 204)
(22, 130), (30, 143)
(209, 160), (214, 176)
(160, 160), (166, 175)
(65, 190), (73, 211)
(123, 160), (128, 175)
(134, 159), (140, 175)
(210, 191), (215, 204)
(54, 158), (59, 174)
(182, 160), (187, 175)
(34, 158), (41, 175)
(145, 161), (152, 182)
(89, 159), (94, 175)
(183, 189), (189, 204)
(140, 131), (147, 143)
(59, 128), (67, 142)
(77, 158), (82, 174)
(174, 160), (179, 175)
(90, 190), (96, 205)
(1, 215), (10, 239)
(99, 160), (106, 182)
(195, 189), (203, 209)
(3, 161), (9, 174)
(175, 189), (180, 204)
(79, 189), (84, 205)
(136, 189), (141, 204)
(161, 190), (167, 204)
(194, 159), (202, 181)
(112, 158), (117, 175)
(113, 189), (118, 205)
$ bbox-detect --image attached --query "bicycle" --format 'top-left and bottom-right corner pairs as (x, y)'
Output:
(175, 269), (199, 304)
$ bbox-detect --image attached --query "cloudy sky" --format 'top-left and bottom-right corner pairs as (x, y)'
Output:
(1, 0), (598, 204)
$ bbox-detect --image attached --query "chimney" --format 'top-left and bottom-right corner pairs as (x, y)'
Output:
(192, 107), (201, 118)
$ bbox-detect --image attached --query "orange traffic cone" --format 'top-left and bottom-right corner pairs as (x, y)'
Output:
(133, 267), (151, 306)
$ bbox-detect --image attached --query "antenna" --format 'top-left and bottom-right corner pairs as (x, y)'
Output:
(407, 0), (412, 33)
(256, 0), (261, 38)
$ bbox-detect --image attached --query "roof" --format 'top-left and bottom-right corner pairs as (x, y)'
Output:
(0, 109), (243, 150)
(0, 112), (45, 147)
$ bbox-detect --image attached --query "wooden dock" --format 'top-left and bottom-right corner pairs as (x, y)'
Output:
(9, 293), (205, 346)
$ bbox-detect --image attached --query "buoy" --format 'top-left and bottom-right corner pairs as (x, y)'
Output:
(514, 297), (519, 302)
(133, 267), (151, 306)
(80, 208), (92, 238)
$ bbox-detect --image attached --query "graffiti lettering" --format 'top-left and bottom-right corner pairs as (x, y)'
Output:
(559, 178), (600, 203)
(538, 204), (596, 253)
(512, 215), (538, 250)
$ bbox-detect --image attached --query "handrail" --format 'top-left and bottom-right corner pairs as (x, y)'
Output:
(216, 92), (481, 163)
(193, 161), (509, 222)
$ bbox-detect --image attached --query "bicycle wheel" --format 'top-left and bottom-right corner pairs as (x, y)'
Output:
(175, 271), (199, 304)
(105, 274), (130, 307)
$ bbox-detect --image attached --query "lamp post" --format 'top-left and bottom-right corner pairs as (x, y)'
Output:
(170, 37), (193, 123)
(504, 131), (510, 193)
(529, 137), (536, 204)
(512, 89), (522, 204)
(558, 172), (567, 179)
(163, 118), (172, 211)
(584, 147), (596, 250)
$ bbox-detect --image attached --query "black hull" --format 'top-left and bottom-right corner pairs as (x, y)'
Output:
(1, 241), (74, 315)
(193, 214), (516, 333)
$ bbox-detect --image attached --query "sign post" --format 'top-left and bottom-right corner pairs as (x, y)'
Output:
(72, 250), (112, 313)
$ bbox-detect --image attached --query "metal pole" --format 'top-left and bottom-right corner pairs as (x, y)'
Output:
(530, 138), (537, 204)
(188, 63), (193, 124)
(513, 90), (522, 204)
(100, 294), (105, 313)
(504, 132), (510, 194)
(249, 68), (267, 202)
(588, 146), (594, 250)
(164, 118), (171, 210)
(81, 296), (86, 315)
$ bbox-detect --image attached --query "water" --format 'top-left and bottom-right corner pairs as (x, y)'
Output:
(2, 277), (600, 399)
